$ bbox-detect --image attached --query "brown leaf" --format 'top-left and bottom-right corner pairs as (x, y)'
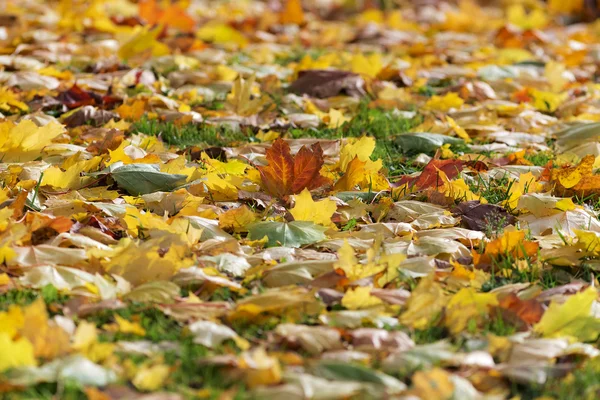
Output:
(452, 201), (516, 232)
(288, 70), (366, 98)
(498, 293), (544, 325)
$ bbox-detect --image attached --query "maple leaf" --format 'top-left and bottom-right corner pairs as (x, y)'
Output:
(341, 287), (383, 310)
(139, 0), (195, 32)
(258, 138), (330, 198)
(396, 159), (466, 191)
(289, 188), (337, 227)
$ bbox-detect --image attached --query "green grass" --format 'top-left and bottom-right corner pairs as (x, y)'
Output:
(4, 380), (86, 400)
(469, 175), (513, 205)
(85, 303), (182, 342)
(132, 117), (249, 148)
(0, 285), (69, 311)
(524, 150), (553, 166)
(288, 102), (418, 170)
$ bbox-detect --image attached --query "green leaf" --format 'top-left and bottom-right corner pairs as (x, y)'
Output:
(395, 132), (463, 155)
(247, 221), (327, 248)
(111, 164), (188, 195)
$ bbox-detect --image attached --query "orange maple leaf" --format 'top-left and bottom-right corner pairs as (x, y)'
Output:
(139, 0), (195, 32)
(258, 138), (330, 198)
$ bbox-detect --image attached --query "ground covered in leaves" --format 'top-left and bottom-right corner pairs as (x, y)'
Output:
(4, 0), (600, 399)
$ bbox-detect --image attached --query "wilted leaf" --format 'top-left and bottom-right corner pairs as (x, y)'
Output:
(288, 70), (366, 98)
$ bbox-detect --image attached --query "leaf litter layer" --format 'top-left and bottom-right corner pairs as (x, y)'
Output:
(2, 0), (600, 399)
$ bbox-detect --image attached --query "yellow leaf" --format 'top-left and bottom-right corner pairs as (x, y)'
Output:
(439, 171), (485, 203)
(133, 364), (171, 391)
(197, 23), (248, 47)
(194, 173), (239, 201)
(555, 154), (594, 189)
(116, 100), (146, 120)
(0, 305), (24, 338)
(256, 130), (280, 142)
(445, 288), (498, 334)
(201, 153), (248, 176)
(115, 315), (146, 336)
(21, 299), (71, 359)
(123, 207), (176, 237)
(446, 116), (471, 142)
(0, 120), (64, 162)
(107, 141), (161, 165)
(72, 321), (98, 351)
(534, 286), (600, 341)
(0, 87), (28, 113)
(507, 4), (548, 30)
(400, 275), (447, 329)
(549, 0), (583, 14)
(118, 25), (169, 60)
(545, 61), (568, 93)
(279, 0), (304, 25)
(218, 205), (256, 232)
(290, 188), (336, 227)
(42, 157), (103, 189)
(350, 53), (383, 78)
(530, 89), (567, 113)
(425, 92), (464, 112)
(216, 65), (239, 82)
(555, 197), (576, 211)
(339, 136), (376, 171)
(412, 368), (454, 400)
(228, 75), (266, 116)
(325, 108), (351, 128)
(97, 236), (192, 286)
(0, 333), (36, 372)
(240, 348), (282, 388)
(341, 286), (383, 310)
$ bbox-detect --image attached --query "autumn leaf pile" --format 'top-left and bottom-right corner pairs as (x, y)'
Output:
(4, 0), (600, 398)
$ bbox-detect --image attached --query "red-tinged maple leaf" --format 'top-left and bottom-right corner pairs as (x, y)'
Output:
(395, 159), (465, 190)
(258, 138), (331, 198)
(498, 293), (544, 325)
